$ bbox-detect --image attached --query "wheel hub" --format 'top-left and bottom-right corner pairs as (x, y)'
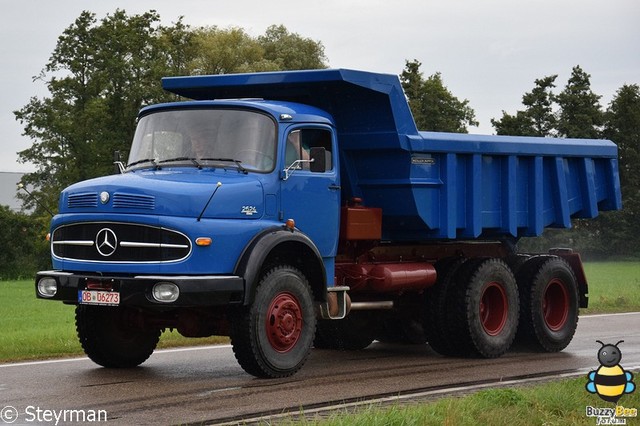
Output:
(542, 279), (569, 331)
(266, 292), (303, 353)
(480, 282), (508, 336)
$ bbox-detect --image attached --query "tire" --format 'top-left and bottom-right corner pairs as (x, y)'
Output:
(76, 305), (160, 368)
(515, 256), (579, 352)
(230, 265), (316, 378)
(315, 312), (375, 350)
(449, 258), (519, 358)
(423, 257), (467, 355)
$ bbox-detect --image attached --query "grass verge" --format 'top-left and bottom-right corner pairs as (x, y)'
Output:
(581, 261), (640, 314)
(294, 376), (640, 425)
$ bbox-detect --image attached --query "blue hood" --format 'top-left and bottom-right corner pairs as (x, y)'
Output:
(59, 168), (265, 219)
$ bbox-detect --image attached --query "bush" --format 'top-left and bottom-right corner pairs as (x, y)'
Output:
(0, 206), (50, 279)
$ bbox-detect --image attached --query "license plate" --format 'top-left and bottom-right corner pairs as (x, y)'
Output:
(78, 290), (120, 306)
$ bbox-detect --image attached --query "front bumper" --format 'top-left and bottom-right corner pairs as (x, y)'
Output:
(35, 270), (245, 308)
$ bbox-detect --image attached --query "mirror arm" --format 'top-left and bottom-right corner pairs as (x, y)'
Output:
(282, 159), (314, 181)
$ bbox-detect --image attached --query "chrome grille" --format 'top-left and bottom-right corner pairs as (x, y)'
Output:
(51, 222), (191, 263)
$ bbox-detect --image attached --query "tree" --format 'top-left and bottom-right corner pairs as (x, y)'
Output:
(492, 75), (557, 137)
(188, 24), (327, 75)
(190, 26), (268, 75)
(598, 84), (640, 255)
(400, 60), (478, 133)
(258, 25), (327, 71)
(556, 66), (603, 139)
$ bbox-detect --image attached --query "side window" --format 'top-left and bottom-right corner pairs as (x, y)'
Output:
(285, 128), (332, 171)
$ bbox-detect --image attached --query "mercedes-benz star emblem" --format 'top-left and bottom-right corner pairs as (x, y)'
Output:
(95, 228), (118, 257)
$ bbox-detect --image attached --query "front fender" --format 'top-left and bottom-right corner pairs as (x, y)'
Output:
(234, 226), (327, 305)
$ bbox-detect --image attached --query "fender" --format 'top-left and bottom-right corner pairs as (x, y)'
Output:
(234, 226), (327, 305)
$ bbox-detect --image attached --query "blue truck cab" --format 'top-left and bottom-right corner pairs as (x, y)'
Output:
(36, 69), (621, 378)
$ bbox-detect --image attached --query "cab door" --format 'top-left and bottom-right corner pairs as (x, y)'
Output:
(280, 126), (340, 257)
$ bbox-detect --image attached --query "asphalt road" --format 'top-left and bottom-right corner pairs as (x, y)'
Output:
(1, 313), (639, 425)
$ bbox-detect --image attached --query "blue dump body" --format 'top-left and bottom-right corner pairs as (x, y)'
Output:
(164, 69), (622, 241)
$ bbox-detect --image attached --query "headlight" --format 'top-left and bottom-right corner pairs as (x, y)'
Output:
(152, 282), (180, 303)
(37, 277), (58, 298)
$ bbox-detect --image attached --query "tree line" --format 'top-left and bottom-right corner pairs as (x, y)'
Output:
(2, 9), (638, 277)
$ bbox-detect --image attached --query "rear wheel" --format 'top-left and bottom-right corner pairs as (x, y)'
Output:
(423, 257), (466, 355)
(515, 256), (578, 352)
(449, 258), (519, 358)
(230, 265), (316, 378)
(76, 305), (160, 368)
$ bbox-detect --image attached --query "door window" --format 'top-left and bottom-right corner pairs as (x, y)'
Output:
(285, 129), (332, 171)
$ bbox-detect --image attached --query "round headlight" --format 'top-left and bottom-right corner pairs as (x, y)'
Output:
(37, 277), (58, 298)
(152, 282), (180, 303)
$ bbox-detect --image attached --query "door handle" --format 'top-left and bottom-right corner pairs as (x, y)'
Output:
(328, 184), (341, 191)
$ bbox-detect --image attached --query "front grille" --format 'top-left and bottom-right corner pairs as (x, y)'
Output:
(52, 222), (191, 263)
(68, 192), (98, 208)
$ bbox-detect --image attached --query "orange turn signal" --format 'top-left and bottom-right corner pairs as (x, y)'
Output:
(285, 218), (295, 230)
(195, 237), (212, 247)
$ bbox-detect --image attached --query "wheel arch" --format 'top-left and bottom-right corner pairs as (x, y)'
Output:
(234, 226), (327, 306)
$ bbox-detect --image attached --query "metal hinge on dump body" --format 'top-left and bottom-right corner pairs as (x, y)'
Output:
(318, 286), (350, 320)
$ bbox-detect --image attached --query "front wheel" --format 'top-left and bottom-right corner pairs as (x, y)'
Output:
(230, 265), (316, 378)
(76, 305), (160, 368)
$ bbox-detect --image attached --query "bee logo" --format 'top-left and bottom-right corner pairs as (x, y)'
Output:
(586, 340), (635, 403)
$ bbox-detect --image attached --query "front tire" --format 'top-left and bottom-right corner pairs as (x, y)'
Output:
(76, 305), (160, 368)
(230, 265), (316, 378)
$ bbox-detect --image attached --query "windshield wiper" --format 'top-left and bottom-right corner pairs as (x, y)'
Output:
(158, 157), (202, 168)
(200, 158), (248, 174)
(126, 158), (159, 169)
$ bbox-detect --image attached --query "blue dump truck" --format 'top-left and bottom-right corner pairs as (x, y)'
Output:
(35, 69), (621, 378)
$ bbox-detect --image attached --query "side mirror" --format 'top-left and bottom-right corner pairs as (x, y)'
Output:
(309, 147), (326, 173)
(113, 151), (125, 174)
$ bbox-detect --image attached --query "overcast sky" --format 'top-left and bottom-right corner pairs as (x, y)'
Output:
(1, 0), (638, 172)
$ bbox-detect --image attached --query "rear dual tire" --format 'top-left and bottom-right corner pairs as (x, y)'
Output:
(425, 258), (519, 358)
(515, 256), (579, 352)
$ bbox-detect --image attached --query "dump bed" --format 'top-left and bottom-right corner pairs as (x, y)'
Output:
(163, 69), (622, 240)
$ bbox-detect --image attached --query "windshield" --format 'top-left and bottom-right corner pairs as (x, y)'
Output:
(127, 109), (276, 172)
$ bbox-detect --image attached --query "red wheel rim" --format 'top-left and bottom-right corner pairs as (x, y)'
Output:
(480, 282), (508, 336)
(265, 292), (303, 353)
(542, 278), (569, 331)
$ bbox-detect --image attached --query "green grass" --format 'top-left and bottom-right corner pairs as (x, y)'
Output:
(0, 261), (638, 362)
(582, 261), (640, 314)
(294, 377), (640, 425)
